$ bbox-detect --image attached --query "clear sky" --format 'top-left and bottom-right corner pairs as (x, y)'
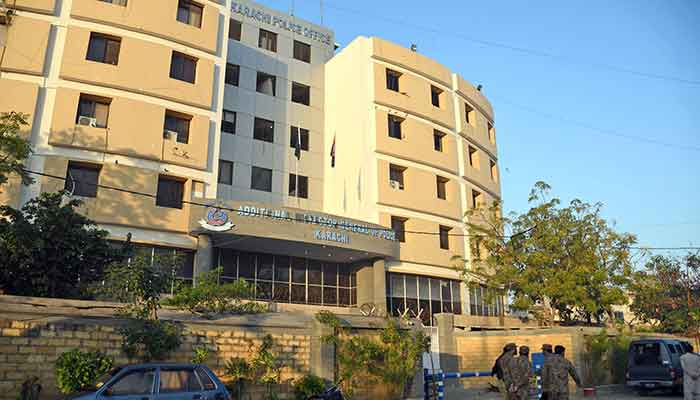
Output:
(258, 0), (700, 252)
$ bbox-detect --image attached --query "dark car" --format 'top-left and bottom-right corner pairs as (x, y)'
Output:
(68, 364), (230, 400)
(626, 339), (690, 394)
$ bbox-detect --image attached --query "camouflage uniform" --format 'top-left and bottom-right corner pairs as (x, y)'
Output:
(541, 345), (554, 400)
(546, 354), (581, 400)
(506, 352), (533, 400)
(496, 350), (516, 400)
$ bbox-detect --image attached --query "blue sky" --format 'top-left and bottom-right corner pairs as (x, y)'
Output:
(260, 0), (700, 252)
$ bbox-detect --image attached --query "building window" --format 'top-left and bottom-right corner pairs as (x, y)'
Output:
(291, 82), (310, 106)
(471, 189), (482, 209)
(176, 1), (203, 28)
(387, 273), (462, 326)
(386, 69), (401, 92)
(469, 284), (503, 317)
(229, 19), (242, 41)
(253, 117), (274, 143)
(387, 115), (403, 139)
(436, 176), (448, 200)
(439, 225), (451, 250)
(170, 52), (197, 83)
(164, 112), (190, 144)
(391, 216), (407, 243)
(256, 71), (276, 96)
(98, 0), (127, 6)
(488, 122), (496, 144)
(218, 160), (233, 185)
(156, 176), (185, 209)
(86, 33), (120, 65)
(468, 145), (479, 169)
(222, 110), (236, 134)
(289, 174), (308, 199)
(465, 103), (474, 125)
(225, 63), (240, 86)
(290, 126), (309, 151)
(251, 166), (272, 192)
(76, 94), (110, 128)
(431, 85), (442, 107)
(389, 164), (405, 190)
(65, 162), (100, 198)
(121, 243), (195, 291)
(293, 40), (311, 63)
(215, 250), (357, 306)
(490, 159), (498, 182)
(258, 29), (277, 52)
(433, 130), (445, 152)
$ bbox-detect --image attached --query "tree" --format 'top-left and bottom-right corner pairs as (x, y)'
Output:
(464, 181), (636, 325)
(0, 111), (33, 188)
(0, 191), (129, 298)
(628, 253), (700, 339)
(316, 311), (426, 399)
(163, 267), (266, 318)
(97, 254), (182, 361)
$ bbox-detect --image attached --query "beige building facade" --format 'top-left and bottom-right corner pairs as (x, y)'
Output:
(0, 0), (503, 324)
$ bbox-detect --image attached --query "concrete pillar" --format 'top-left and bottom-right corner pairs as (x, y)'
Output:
(193, 234), (213, 284)
(434, 313), (458, 376)
(354, 258), (387, 316)
(372, 258), (387, 314)
(310, 318), (335, 382)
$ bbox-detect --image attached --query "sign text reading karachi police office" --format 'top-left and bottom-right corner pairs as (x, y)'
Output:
(231, 2), (332, 46)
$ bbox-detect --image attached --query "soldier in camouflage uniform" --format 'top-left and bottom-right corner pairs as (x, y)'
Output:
(540, 344), (554, 400)
(493, 343), (517, 399)
(545, 345), (581, 400)
(507, 345), (533, 400)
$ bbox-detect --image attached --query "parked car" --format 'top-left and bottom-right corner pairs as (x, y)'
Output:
(626, 339), (689, 394)
(66, 364), (230, 400)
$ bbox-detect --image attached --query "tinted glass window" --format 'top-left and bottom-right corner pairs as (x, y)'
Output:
(258, 29), (277, 52)
(164, 112), (190, 144)
(195, 367), (215, 390)
(160, 369), (202, 393)
(291, 82), (310, 105)
(250, 166), (272, 192)
(109, 369), (155, 396)
(65, 162), (100, 198)
(86, 33), (120, 65)
(156, 176), (184, 209)
(631, 343), (662, 366)
(177, 1), (203, 28)
(229, 19), (242, 40)
(170, 52), (197, 83)
(293, 40), (311, 63)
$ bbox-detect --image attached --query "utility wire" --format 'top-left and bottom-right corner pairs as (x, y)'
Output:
(23, 168), (528, 239)
(22, 170), (699, 249)
(319, 0), (700, 86)
(491, 95), (700, 152)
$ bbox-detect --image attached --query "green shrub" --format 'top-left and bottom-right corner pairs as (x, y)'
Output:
(120, 319), (181, 362)
(55, 349), (113, 394)
(192, 345), (210, 364)
(292, 375), (326, 400)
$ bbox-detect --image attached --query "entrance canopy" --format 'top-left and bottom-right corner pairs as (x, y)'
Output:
(190, 199), (399, 263)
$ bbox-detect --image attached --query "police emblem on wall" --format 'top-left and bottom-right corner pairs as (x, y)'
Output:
(199, 207), (235, 232)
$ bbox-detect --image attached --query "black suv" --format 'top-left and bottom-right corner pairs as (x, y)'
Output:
(626, 339), (692, 394)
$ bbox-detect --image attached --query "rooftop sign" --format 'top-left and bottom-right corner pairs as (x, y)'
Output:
(231, 1), (332, 46)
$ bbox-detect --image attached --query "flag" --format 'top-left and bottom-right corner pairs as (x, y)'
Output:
(330, 134), (336, 168)
(294, 128), (301, 160)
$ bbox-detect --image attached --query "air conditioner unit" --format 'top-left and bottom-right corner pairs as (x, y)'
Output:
(163, 130), (179, 141)
(77, 116), (97, 127)
(389, 180), (402, 190)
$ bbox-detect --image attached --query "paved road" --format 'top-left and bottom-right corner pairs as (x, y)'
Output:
(434, 388), (682, 399)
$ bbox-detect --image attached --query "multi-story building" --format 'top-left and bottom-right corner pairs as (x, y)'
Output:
(0, 0), (504, 324)
(325, 37), (503, 325)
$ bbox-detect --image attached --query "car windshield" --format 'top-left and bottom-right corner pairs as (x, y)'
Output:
(88, 367), (123, 391)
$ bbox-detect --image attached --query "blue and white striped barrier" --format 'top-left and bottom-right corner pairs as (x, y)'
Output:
(423, 369), (492, 400)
